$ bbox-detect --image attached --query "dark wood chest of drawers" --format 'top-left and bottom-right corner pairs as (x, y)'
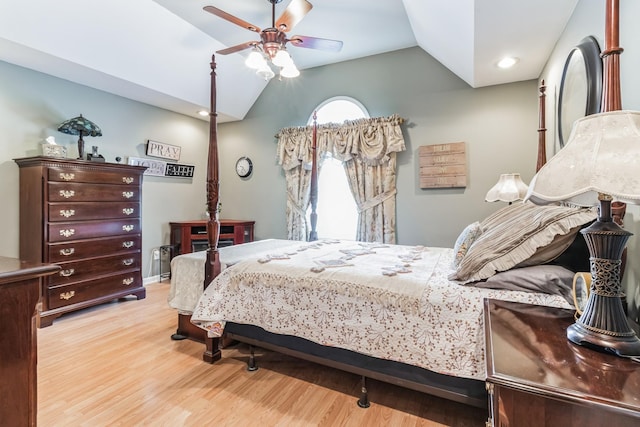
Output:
(14, 156), (147, 327)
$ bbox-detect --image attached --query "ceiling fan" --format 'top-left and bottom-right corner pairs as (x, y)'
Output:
(204, 0), (343, 78)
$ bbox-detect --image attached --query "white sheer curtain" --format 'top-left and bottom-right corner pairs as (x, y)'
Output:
(276, 114), (405, 243)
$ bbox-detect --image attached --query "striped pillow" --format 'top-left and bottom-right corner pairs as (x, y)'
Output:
(449, 202), (596, 284)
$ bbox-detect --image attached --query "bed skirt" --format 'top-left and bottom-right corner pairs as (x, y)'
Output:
(224, 322), (487, 408)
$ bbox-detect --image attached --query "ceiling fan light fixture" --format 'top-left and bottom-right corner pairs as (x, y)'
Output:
(245, 49), (266, 70)
(256, 62), (275, 81)
(272, 49), (292, 67)
(280, 63), (300, 78)
(207, 0), (342, 81)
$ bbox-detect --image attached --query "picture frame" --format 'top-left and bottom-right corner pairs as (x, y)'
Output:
(146, 140), (181, 161)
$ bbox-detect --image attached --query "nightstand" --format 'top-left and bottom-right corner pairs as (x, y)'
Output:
(484, 299), (640, 427)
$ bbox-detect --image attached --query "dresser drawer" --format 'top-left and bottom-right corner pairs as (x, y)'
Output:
(47, 271), (142, 310)
(47, 235), (141, 263)
(48, 182), (140, 202)
(48, 202), (140, 222)
(48, 167), (142, 186)
(48, 219), (141, 242)
(49, 252), (141, 285)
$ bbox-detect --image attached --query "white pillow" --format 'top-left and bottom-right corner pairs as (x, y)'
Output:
(451, 221), (482, 268)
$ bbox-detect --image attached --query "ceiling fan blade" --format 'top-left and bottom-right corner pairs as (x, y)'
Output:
(217, 41), (257, 55)
(289, 35), (343, 52)
(275, 0), (313, 32)
(204, 5), (261, 33)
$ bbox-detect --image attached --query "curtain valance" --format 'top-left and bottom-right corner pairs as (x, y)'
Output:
(276, 114), (406, 169)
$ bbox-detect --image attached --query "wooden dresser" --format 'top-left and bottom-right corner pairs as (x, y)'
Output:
(0, 256), (58, 426)
(14, 156), (147, 327)
(484, 299), (640, 427)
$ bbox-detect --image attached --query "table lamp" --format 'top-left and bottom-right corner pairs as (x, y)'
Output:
(525, 110), (640, 357)
(57, 114), (102, 160)
(485, 173), (528, 204)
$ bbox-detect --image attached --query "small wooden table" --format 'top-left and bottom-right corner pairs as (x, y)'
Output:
(169, 219), (255, 255)
(484, 299), (640, 427)
(0, 257), (59, 426)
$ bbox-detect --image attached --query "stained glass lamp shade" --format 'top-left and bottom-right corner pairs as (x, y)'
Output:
(57, 114), (102, 160)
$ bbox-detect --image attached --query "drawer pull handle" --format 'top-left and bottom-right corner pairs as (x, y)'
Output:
(122, 225), (135, 232)
(122, 191), (134, 199)
(60, 269), (75, 277)
(122, 208), (135, 215)
(122, 241), (134, 248)
(122, 258), (134, 266)
(59, 209), (75, 218)
(59, 190), (75, 199)
(60, 291), (75, 300)
(59, 248), (75, 256)
(59, 229), (75, 238)
(59, 173), (75, 181)
(123, 277), (134, 286)
(122, 177), (134, 184)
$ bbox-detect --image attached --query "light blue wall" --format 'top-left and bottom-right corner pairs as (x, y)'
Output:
(0, 60), (210, 277)
(218, 47), (540, 248)
(1, 46), (540, 278)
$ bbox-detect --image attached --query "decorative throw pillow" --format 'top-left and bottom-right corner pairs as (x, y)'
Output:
(451, 221), (482, 268)
(449, 202), (596, 284)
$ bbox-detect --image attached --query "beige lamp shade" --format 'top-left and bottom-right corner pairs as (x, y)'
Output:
(485, 173), (529, 203)
(526, 110), (640, 206)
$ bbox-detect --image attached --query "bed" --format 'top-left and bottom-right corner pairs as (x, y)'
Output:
(167, 63), (603, 409)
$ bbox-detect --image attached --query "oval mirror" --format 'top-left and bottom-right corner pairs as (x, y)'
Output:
(557, 36), (603, 148)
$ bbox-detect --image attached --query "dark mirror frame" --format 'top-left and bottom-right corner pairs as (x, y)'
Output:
(557, 36), (603, 148)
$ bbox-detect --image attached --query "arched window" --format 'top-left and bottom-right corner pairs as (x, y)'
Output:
(307, 97), (368, 240)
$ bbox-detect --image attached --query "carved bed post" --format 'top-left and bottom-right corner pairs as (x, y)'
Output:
(536, 80), (547, 172)
(600, 0), (627, 274)
(308, 111), (319, 241)
(205, 54), (222, 286)
(601, 0), (622, 112)
(599, 0), (626, 226)
(203, 54), (222, 363)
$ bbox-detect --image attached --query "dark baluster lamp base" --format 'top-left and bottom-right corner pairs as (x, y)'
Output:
(567, 198), (640, 356)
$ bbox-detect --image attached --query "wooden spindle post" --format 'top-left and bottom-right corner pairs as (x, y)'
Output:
(308, 111), (319, 241)
(536, 81), (547, 172)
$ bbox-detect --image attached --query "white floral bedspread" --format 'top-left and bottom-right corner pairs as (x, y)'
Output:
(168, 239), (300, 314)
(190, 239), (571, 381)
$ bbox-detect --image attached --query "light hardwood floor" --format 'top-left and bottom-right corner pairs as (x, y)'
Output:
(37, 282), (487, 426)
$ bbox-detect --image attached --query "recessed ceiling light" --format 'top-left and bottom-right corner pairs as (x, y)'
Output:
(497, 57), (519, 69)
(198, 110), (209, 117)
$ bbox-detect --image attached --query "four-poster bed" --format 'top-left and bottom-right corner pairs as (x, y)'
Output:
(169, 57), (599, 410)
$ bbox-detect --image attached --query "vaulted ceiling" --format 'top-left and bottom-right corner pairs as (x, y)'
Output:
(0, 0), (578, 122)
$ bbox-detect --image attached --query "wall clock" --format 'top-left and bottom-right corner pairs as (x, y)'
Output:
(235, 156), (253, 178)
(557, 36), (603, 149)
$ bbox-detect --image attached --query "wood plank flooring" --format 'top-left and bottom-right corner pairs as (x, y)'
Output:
(37, 282), (487, 426)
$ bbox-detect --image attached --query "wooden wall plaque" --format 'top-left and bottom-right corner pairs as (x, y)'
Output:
(419, 142), (467, 188)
